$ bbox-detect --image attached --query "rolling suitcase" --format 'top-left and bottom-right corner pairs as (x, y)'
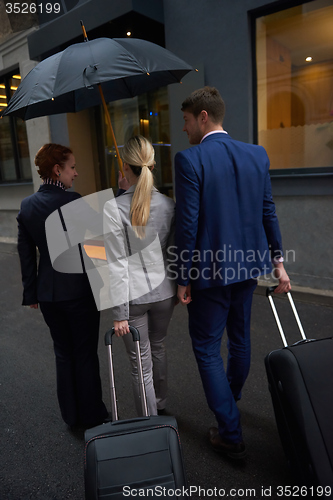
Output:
(265, 286), (333, 488)
(84, 326), (187, 499)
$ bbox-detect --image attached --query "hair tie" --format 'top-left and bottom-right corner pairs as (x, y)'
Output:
(142, 164), (148, 168)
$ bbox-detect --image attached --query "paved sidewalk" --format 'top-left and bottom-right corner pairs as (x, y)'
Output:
(1, 241), (332, 499)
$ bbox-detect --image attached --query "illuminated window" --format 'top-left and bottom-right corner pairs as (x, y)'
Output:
(256, 0), (333, 170)
(0, 70), (31, 183)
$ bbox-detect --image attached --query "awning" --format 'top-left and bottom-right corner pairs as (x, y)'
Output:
(28, 0), (164, 60)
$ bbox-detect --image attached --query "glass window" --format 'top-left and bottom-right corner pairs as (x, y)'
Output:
(256, 0), (333, 171)
(100, 87), (173, 197)
(0, 71), (31, 183)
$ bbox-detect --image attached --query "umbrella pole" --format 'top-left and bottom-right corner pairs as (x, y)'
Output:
(98, 84), (124, 177)
(80, 22), (124, 178)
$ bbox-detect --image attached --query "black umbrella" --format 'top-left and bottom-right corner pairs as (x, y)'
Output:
(1, 25), (193, 172)
(2, 37), (193, 120)
(1, 26), (193, 170)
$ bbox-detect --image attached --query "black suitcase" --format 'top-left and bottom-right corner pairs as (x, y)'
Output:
(265, 286), (333, 488)
(84, 326), (187, 499)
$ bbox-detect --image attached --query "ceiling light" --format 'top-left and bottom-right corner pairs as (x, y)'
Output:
(126, 31), (131, 37)
(305, 56), (313, 62)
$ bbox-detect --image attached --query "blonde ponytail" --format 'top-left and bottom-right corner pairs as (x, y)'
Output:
(121, 136), (156, 239)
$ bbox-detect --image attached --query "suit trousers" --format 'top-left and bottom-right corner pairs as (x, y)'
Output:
(40, 294), (108, 427)
(188, 279), (257, 443)
(122, 296), (175, 416)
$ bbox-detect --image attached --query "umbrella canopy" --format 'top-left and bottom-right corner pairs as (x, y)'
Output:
(1, 37), (193, 120)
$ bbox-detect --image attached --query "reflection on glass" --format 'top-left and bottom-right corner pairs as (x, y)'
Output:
(0, 116), (16, 181)
(256, 0), (333, 170)
(0, 72), (31, 183)
(0, 83), (8, 114)
(104, 87), (173, 196)
(16, 116), (31, 179)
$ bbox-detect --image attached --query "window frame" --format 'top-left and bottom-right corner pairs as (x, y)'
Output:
(0, 67), (32, 185)
(250, 0), (333, 178)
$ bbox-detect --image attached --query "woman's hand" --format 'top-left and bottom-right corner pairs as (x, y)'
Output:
(118, 171), (130, 191)
(114, 320), (130, 337)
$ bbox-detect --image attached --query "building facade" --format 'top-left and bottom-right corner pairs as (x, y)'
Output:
(0, 0), (332, 293)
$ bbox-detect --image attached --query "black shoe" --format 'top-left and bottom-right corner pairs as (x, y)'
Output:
(157, 408), (167, 416)
(208, 427), (247, 460)
(80, 413), (111, 429)
(67, 423), (86, 435)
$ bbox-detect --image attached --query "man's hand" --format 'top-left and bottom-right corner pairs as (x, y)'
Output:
(273, 262), (291, 294)
(29, 304), (38, 309)
(177, 284), (192, 305)
(113, 320), (130, 337)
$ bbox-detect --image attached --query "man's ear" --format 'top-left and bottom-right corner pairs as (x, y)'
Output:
(201, 110), (209, 123)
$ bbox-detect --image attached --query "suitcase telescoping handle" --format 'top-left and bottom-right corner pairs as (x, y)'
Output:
(104, 326), (149, 422)
(266, 286), (307, 347)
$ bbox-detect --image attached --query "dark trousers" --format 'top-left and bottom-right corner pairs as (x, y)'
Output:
(188, 279), (257, 443)
(40, 294), (108, 427)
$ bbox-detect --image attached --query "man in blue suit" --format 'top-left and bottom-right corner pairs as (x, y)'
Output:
(174, 87), (291, 459)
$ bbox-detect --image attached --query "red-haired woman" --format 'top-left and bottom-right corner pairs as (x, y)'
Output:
(17, 143), (108, 429)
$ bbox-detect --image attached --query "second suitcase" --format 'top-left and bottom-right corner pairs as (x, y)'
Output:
(84, 326), (187, 500)
(265, 287), (333, 487)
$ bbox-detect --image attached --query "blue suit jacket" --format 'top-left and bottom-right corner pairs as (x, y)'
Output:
(17, 184), (93, 305)
(174, 132), (283, 289)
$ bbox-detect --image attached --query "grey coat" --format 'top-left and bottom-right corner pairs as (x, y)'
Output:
(103, 186), (176, 321)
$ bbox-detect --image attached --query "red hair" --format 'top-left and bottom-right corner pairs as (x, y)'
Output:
(35, 143), (73, 179)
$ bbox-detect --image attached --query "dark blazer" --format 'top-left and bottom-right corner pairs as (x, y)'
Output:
(174, 132), (283, 289)
(17, 183), (92, 305)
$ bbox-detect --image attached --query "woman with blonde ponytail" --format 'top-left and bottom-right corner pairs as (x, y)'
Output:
(125, 135), (155, 239)
(104, 135), (176, 416)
